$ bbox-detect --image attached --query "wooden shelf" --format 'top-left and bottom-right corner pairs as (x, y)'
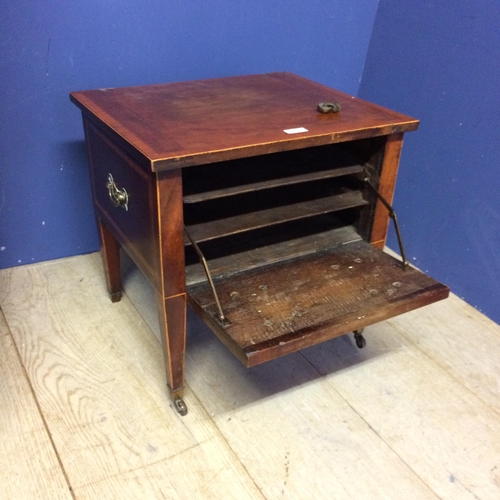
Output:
(184, 190), (368, 244)
(183, 164), (364, 203)
(186, 240), (449, 367)
(185, 224), (361, 286)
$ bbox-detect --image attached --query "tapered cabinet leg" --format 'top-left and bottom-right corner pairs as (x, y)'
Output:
(155, 168), (187, 415)
(156, 291), (188, 415)
(98, 218), (122, 303)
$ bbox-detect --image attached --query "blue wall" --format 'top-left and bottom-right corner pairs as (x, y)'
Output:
(359, 0), (500, 323)
(2, 1), (498, 325)
(0, 0), (378, 269)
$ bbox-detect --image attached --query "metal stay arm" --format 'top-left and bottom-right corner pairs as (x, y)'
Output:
(364, 175), (409, 270)
(184, 227), (231, 327)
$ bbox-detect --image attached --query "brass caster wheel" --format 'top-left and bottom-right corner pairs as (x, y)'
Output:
(174, 398), (188, 416)
(353, 330), (366, 349)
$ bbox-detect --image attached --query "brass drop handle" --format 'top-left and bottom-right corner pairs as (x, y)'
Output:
(106, 173), (129, 211)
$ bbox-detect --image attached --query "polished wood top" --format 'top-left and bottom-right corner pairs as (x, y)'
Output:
(70, 72), (418, 171)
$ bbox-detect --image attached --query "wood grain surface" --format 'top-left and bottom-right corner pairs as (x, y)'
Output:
(70, 72), (419, 170)
(184, 190), (368, 244)
(1, 253), (499, 499)
(0, 312), (72, 499)
(302, 318), (500, 500)
(0, 255), (260, 497)
(187, 241), (448, 366)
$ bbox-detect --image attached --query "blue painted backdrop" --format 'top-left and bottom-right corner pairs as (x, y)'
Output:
(2, 1), (499, 324)
(359, 0), (500, 324)
(0, 0), (378, 268)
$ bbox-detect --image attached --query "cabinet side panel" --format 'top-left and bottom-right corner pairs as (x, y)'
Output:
(370, 133), (404, 248)
(83, 118), (160, 289)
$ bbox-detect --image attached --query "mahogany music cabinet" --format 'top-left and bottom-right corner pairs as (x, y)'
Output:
(70, 72), (449, 415)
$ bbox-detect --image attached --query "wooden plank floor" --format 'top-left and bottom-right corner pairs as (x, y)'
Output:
(1, 252), (499, 499)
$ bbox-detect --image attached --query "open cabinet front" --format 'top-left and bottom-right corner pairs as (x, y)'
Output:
(182, 140), (449, 366)
(187, 241), (448, 366)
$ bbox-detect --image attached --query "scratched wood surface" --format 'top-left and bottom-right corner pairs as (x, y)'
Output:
(187, 241), (448, 366)
(0, 312), (72, 500)
(301, 315), (500, 500)
(184, 189), (368, 244)
(1, 252), (500, 499)
(181, 143), (364, 203)
(70, 72), (419, 171)
(0, 255), (261, 499)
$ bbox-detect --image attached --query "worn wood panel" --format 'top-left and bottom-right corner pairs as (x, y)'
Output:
(301, 321), (500, 500)
(389, 294), (500, 415)
(187, 240), (448, 366)
(183, 165), (364, 203)
(70, 72), (418, 170)
(0, 312), (72, 500)
(185, 190), (367, 244)
(185, 224), (361, 286)
(74, 438), (264, 500)
(0, 256), (221, 490)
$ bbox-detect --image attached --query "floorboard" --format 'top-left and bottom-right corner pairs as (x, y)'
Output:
(389, 296), (500, 415)
(301, 321), (500, 500)
(1, 252), (499, 499)
(0, 255), (262, 498)
(0, 311), (73, 499)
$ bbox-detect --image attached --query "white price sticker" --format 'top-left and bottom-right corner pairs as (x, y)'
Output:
(283, 127), (308, 134)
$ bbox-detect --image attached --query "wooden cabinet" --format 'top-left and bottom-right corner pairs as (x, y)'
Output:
(71, 72), (448, 415)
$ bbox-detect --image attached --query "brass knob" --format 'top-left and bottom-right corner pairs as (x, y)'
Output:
(317, 101), (341, 114)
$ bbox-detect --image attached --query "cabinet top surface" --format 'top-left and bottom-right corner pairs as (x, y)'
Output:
(70, 72), (418, 171)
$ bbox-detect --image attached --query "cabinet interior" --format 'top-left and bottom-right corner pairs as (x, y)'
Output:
(182, 139), (385, 286)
